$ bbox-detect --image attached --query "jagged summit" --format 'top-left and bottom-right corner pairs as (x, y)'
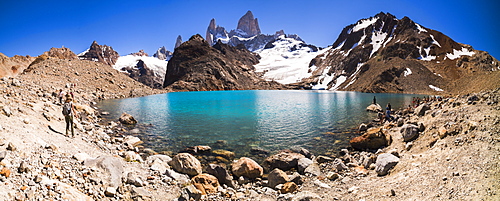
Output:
(205, 11), (308, 52)
(235, 10), (261, 37)
(78, 41), (119, 66)
(294, 12), (500, 93)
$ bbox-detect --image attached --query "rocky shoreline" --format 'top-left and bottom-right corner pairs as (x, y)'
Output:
(1, 72), (499, 200)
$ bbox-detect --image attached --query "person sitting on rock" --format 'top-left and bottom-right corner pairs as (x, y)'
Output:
(385, 107), (394, 122)
(62, 94), (78, 137)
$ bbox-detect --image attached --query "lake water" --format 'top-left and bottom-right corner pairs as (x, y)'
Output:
(97, 90), (419, 157)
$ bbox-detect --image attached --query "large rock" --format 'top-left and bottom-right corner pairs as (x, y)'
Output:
(414, 104), (431, 116)
(350, 127), (392, 150)
(263, 151), (305, 171)
(206, 164), (235, 188)
(119, 113), (137, 125)
(400, 124), (420, 142)
(169, 153), (202, 176)
(267, 168), (289, 188)
(83, 156), (124, 188)
(297, 158), (313, 174)
(231, 157), (263, 179)
(191, 174), (220, 195)
(375, 153), (400, 176)
(366, 103), (382, 112)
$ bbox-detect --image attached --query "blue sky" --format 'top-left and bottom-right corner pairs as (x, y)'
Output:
(1, 0), (498, 59)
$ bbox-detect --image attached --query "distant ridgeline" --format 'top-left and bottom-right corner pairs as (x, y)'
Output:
(2, 11), (498, 94)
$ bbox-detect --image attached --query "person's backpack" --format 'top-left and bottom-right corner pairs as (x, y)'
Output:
(62, 102), (72, 116)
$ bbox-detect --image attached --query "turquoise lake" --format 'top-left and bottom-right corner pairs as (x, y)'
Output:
(97, 90), (419, 157)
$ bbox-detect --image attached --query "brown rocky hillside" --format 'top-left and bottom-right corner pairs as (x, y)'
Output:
(298, 12), (500, 95)
(163, 34), (286, 91)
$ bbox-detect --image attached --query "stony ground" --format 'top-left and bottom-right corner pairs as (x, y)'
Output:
(0, 59), (498, 200)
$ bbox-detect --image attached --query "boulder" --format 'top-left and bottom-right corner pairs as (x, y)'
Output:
(268, 168), (289, 188)
(400, 124), (420, 142)
(119, 112), (137, 125)
(281, 182), (298, 194)
(316, 155), (334, 163)
(124, 151), (143, 162)
(206, 164), (235, 188)
(0, 151), (7, 162)
(350, 127), (391, 150)
(145, 154), (172, 164)
(366, 103), (382, 113)
(414, 104), (431, 116)
(263, 151), (305, 171)
(126, 172), (145, 187)
(165, 169), (190, 184)
(169, 153), (202, 176)
(304, 162), (322, 176)
(149, 158), (170, 173)
(375, 153), (400, 176)
(331, 158), (349, 172)
(231, 157), (263, 179)
(179, 185), (202, 201)
(297, 158), (313, 174)
(191, 173), (220, 195)
(83, 156), (124, 188)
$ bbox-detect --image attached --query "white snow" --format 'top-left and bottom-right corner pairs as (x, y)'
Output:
(370, 32), (388, 57)
(429, 85), (444, 91)
(254, 36), (331, 84)
(353, 17), (378, 32)
(430, 35), (441, 47)
(446, 47), (475, 60)
(419, 46), (436, 61)
(113, 55), (168, 81)
(311, 66), (335, 90)
(403, 68), (412, 77)
(77, 49), (89, 57)
(415, 23), (427, 33)
(332, 75), (347, 90)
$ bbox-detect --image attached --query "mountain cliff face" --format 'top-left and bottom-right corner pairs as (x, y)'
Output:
(163, 34), (286, 91)
(294, 12), (500, 93)
(78, 41), (119, 66)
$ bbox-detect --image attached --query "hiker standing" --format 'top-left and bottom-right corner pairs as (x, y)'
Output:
(62, 94), (77, 137)
(58, 89), (66, 104)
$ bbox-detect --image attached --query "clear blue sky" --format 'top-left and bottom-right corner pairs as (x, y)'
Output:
(1, 0), (498, 59)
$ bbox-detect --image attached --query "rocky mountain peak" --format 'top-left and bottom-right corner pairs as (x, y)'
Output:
(78, 41), (119, 66)
(175, 35), (183, 49)
(296, 12), (500, 93)
(130, 50), (149, 57)
(236, 10), (261, 37)
(163, 34), (285, 91)
(43, 46), (78, 60)
(153, 46), (172, 61)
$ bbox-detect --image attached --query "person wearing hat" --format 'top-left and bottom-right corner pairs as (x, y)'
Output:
(62, 94), (78, 137)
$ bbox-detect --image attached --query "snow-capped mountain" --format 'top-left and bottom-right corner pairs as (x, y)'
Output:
(254, 35), (328, 84)
(206, 11), (291, 52)
(113, 53), (169, 89)
(296, 12), (499, 93)
(206, 10), (322, 86)
(78, 41), (119, 66)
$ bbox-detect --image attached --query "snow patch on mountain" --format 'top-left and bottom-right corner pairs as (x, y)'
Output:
(254, 36), (329, 84)
(404, 68), (412, 77)
(353, 17), (378, 32)
(429, 85), (444, 91)
(446, 47), (475, 60)
(113, 55), (168, 80)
